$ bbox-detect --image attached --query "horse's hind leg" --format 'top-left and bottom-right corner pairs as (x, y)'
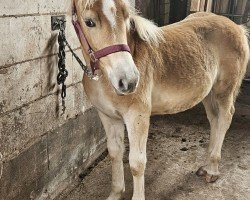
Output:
(197, 85), (235, 183)
(98, 112), (125, 200)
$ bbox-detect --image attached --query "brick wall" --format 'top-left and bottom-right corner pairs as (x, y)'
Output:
(0, 0), (111, 199)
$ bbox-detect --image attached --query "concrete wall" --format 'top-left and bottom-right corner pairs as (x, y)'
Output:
(0, 0), (109, 199)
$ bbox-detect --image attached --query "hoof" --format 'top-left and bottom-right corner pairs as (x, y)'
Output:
(205, 173), (219, 183)
(196, 166), (207, 177)
(196, 166), (219, 183)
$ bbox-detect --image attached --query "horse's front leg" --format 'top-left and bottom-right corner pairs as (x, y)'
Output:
(124, 110), (150, 200)
(98, 111), (125, 200)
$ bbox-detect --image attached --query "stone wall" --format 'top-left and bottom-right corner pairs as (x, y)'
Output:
(0, 0), (109, 199)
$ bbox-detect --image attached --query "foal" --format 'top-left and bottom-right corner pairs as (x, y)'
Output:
(73, 0), (249, 199)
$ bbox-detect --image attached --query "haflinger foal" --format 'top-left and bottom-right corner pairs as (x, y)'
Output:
(72, 0), (249, 199)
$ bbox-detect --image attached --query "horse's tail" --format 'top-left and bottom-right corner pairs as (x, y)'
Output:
(240, 25), (250, 77)
(247, 58), (250, 77)
(246, 51), (250, 78)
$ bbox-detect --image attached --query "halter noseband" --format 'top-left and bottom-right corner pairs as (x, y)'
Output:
(72, 3), (131, 75)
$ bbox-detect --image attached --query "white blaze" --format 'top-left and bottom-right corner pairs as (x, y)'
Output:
(102, 0), (116, 28)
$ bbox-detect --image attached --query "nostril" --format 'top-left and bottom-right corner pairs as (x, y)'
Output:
(118, 78), (128, 92)
(119, 79), (124, 89)
(127, 82), (135, 91)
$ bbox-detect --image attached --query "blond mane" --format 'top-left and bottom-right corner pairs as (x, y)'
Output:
(123, 2), (164, 46)
(129, 14), (164, 46)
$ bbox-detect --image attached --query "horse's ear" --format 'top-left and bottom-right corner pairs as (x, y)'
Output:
(129, 16), (136, 32)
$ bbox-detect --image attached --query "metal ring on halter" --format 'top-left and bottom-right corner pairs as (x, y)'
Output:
(89, 50), (98, 62)
(72, 13), (77, 23)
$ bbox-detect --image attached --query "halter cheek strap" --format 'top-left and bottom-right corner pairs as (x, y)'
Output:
(72, 3), (131, 74)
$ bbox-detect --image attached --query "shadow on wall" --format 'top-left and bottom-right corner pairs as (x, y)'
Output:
(42, 33), (61, 117)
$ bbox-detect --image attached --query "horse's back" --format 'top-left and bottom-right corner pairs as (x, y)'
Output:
(163, 12), (248, 54)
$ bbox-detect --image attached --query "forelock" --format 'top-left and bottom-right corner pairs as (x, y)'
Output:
(102, 0), (117, 28)
(77, 0), (96, 11)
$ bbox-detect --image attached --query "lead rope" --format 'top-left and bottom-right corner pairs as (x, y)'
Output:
(56, 19), (99, 114)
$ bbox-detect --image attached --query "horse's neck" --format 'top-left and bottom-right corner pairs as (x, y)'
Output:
(127, 31), (163, 71)
(127, 32), (151, 66)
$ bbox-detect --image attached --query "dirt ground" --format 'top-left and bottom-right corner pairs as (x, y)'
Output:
(57, 82), (250, 200)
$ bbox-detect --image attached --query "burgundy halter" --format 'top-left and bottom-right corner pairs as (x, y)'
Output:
(71, 3), (131, 75)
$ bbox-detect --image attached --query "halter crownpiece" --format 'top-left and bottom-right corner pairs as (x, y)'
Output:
(71, 2), (131, 75)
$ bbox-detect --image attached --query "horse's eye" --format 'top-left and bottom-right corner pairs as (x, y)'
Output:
(85, 19), (96, 27)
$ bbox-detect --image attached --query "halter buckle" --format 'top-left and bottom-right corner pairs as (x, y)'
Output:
(89, 50), (98, 62)
(72, 12), (77, 23)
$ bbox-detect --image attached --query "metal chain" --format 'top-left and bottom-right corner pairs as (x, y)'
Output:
(57, 21), (68, 114)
